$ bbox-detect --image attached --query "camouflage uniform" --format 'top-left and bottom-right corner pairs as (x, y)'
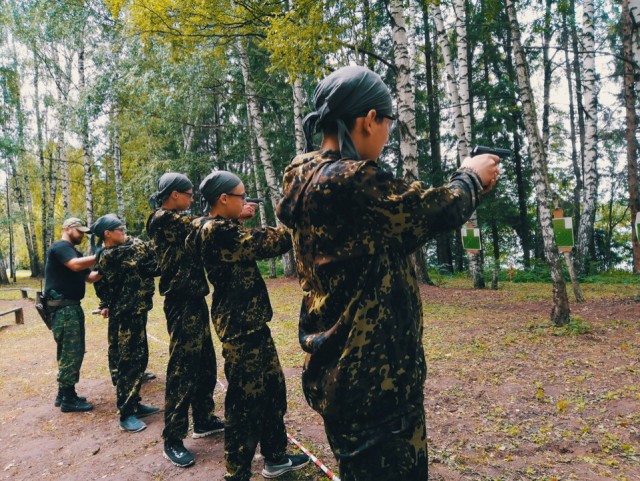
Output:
(94, 237), (158, 418)
(146, 208), (218, 441)
(52, 305), (86, 388)
(186, 216), (292, 481)
(276, 150), (483, 480)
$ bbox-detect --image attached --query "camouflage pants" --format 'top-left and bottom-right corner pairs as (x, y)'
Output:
(110, 312), (149, 418)
(162, 296), (218, 441)
(51, 305), (85, 389)
(222, 329), (288, 481)
(334, 409), (428, 481)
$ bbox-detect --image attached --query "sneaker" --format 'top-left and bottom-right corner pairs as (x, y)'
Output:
(261, 454), (310, 478)
(54, 389), (86, 407)
(143, 372), (156, 382)
(192, 417), (225, 438)
(163, 439), (195, 468)
(135, 403), (161, 418)
(119, 415), (147, 433)
(60, 389), (93, 413)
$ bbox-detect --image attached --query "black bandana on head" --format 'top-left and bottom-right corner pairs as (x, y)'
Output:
(90, 214), (124, 239)
(302, 66), (394, 160)
(200, 171), (242, 214)
(149, 173), (193, 208)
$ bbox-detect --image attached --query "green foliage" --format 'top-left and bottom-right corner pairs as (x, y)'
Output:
(551, 316), (592, 336)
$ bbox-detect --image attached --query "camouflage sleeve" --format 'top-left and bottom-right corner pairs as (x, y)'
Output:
(204, 222), (292, 263)
(138, 240), (161, 277)
(93, 255), (114, 309)
(354, 164), (483, 251)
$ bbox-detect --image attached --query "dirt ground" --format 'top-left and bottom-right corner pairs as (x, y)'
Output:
(0, 278), (638, 481)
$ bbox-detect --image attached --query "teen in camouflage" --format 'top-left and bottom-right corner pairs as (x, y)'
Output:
(276, 65), (500, 480)
(92, 214), (161, 433)
(186, 171), (309, 481)
(146, 173), (224, 467)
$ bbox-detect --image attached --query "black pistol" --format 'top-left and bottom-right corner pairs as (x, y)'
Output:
(471, 145), (512, 158)
(246, 197), (264, 204)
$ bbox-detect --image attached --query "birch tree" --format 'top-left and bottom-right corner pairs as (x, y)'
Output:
(576, 0), (599, 274)
(506, 0), (570, 326)
(239, 40), (295, 276)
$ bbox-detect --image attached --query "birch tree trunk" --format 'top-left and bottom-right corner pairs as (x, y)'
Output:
(576, 0), (599, 275)
(33, 48), (49, 267)
(113, 129), (125, 220)
(390, 0), (430, 284)
(55, 47), (73, 216)
(293, 78), (305, 154)
(506, 0), (570, 326)
(562, 11), (583, 232)
(78, 45), (94, 227)
(4, 158), (16, 282)
(422, 4), (452, 273)
(435, 2), (484, 287)
(622, 0), (640, 273)
(0, 247), (9, 285)
(239, 40), (294, 277)
(541, 0), (553, 152)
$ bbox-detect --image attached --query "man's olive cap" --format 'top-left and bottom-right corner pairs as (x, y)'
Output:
(62, 217), (90, 233)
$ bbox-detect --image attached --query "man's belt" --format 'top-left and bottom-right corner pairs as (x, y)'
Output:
(47, 299), (81, 308)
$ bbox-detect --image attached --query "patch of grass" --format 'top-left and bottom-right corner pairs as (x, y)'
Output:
(552, 317), (592, 337)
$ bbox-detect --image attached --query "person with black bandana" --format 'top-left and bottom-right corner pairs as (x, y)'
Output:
(276, 65), (500, 480)
(186, 171), (308, 481)
(146, 173), (224, 467)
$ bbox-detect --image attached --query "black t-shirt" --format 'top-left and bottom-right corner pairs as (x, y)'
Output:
(44, 240), (90, 300)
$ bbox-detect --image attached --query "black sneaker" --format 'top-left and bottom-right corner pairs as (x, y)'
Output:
(54, 388), (86, 407)
(142, 372), (156, 382)
(192, 417), (225, 438)
(119, 415), (147, 433)
(60, 388), (93, 413)
(262, 454), (310, 478)
(163, 439), (195, 468)
(135, 403), (161, 418)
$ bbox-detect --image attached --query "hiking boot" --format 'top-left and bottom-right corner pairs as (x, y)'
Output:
(60, 388), (93, 413)
(135, 403), (161, 418)
(119, 415), (147, 433)
(192, 416), (225, 438)
(54, 387), (86, 407)
(163, 439), (195, 468)
(261, 454), (310, 478)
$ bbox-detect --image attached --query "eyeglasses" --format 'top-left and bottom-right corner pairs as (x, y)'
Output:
(178, 191), (194, 199)
(380, 114), (397, 133)
(108, 226), (127, 233)
(225, 192), (247, 201)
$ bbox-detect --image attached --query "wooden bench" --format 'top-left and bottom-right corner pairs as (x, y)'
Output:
(20, 288), (39, 300)
(0, 307), (24, 325)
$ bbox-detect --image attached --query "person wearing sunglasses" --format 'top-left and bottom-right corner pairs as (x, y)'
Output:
(276, 65), (500, 481)
(146, 173), (224, 467)
(91, 214), (161, 433)
(186, 171), (309, 481)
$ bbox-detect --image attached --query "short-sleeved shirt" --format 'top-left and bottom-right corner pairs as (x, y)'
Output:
(44, 240), (90, 300)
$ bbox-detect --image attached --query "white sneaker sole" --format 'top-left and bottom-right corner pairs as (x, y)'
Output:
(119, 423), (147, 433)
(192, 427), (224, 439)
(261, 458), (309, 478)
(163, 451), (195, 468)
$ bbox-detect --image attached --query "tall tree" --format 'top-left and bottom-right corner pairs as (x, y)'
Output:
(506, 0), (570, 326)
(576, 0), (599, 274)
(622, 0), (640, 273)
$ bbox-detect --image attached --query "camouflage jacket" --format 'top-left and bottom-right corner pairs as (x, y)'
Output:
(146, 208), (209, 298)
(186, 216), (292, 343)
(276, 150), (483, 434)
(94, 237), (159, 317)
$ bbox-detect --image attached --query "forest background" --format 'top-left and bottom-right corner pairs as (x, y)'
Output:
(0, 0), (639, 326)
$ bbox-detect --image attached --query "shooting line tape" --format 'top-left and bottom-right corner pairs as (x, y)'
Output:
(287, 434), (341, 481)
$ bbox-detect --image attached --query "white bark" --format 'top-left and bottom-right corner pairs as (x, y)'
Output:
(239, 40), (294, 276)
(576, 0), (599, 273)
(433, 4), (469, 160)
(453, 0), (472, 144)
(293, 78), (305, 154)
(506, 0), (570, 325)
(113, 130), (125, 220)
(78, 45), (93, 226)
(390, 0), (418, 181)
